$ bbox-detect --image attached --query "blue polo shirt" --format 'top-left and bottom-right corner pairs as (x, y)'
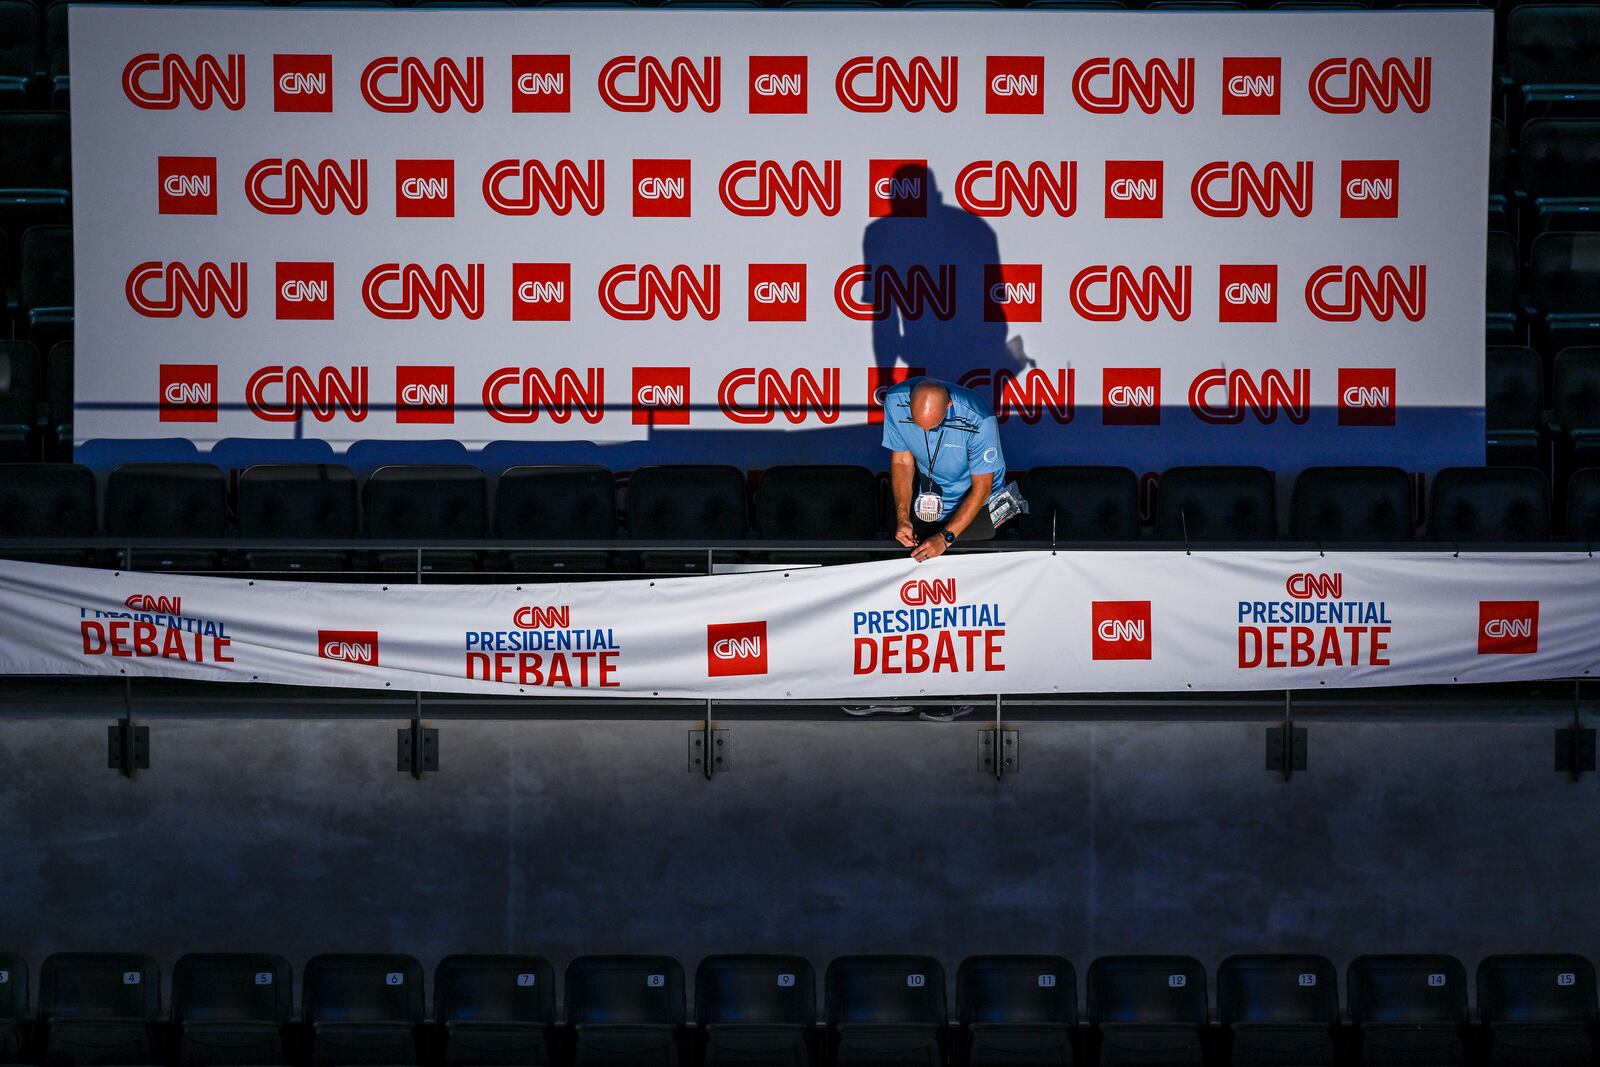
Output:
(881, 378), (1007, 516)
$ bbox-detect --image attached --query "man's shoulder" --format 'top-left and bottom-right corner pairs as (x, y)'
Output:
(947, 381), (996, 423)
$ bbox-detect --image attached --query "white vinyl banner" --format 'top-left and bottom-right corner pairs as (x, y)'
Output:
(69, 7), (1493, 472)
(0, 553), (1592, 698)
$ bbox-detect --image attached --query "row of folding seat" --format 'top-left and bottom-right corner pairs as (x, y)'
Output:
(1, 950), (1595, 1067)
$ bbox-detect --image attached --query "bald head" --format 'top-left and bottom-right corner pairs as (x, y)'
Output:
(910, 380), (951, 431)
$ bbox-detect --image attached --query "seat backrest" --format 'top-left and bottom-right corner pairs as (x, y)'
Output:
(1478, 954), (1599, 1024)
(1508, 4), (1600, 83)
(39, 953), (160, 1021)
(363, 466), (485, 539)
(0, 463), (95, 537)
(625, 465), (747, 539)
(1086, 956), (1207, 1026)
(753, 465), (877, 540)
(1217, 955), (1338, 1026)
(1554, 347), (1600, 431)
(0, 3), (40, 76)
(0, 340), (40, 424)
(0, 115), (70, 189)
(956, 955), (1076, 1027)
(105, 463), (228, 538)
(1291, 466), (1414, 541)
(47, 341), (71, 429)
(1019, 466), (1139, 540)
(0, 955), (27, 1022)
(824, 955), (945, 1028)
(172, 954), (292, 1024)
(1531, 232), (1600, 314)
(20, 224), (72, 308)
(1567, 467), (1600, 538)
(1487, 347), (1544, 432)
(434, 955), (555, 1026)
(564, 955), (685, 1027)
(1427, 467), (1550, 541)
(1490, 117), (1507, 198)
(1520, 120), (1600, 199)
(237, 465), (358, 539)
(495, 466), (616, 541)
(696, 955), (816, 1027)
(301, 954), (424, 1025)
(1347, 955), (1467, 1026)
(1486, 231), (1519, 316)
(1155, 466), (1276, 541)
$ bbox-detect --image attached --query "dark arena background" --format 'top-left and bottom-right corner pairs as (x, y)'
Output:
(2, 2), (1600, 1066)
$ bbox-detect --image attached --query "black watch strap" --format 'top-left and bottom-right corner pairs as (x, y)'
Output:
(941, 529), (956, 545)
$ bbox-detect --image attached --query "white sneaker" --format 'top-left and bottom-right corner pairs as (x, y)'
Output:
(841, 705), (917, 716)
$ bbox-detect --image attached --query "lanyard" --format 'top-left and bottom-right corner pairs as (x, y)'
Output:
(921, 425), (946, 490)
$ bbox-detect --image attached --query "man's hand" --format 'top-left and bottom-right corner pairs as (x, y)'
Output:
(911, 532), (949, 563)
(894, 518), (916, 548)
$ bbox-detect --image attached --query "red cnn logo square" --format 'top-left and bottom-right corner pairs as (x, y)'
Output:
(983, 264), (1041, 323)
(275, 262), (334, 320)
(511, 54), (570, 113)
(1341, 159), (1400, 218)
(158, 364), (218, 423)
(632, 366), (691, 426)
(395, 365), (454, 425)
(511, 263), (571, 321)
(273, 54), (332, 112)
(158, 156), (217, 215)
(748, 264), (806, 322)
(633, 159), (692, 217)
(1218, 264), (1278, 323)
(749, 56), (807, 114)
(1092, 601), (1151, 660)
(318, 629), (379, 665)
(1104, 161), (1162, 219)
(1338, 367), (1396, 426)
(395, 159), (454, 217)
(1479, 601), (1538, 655)
(869, 159), (928, 217)
(1101, 368), (1161, 426)
(708, 621), (767, 677)
(986, 55), (1044, 114)
(1222, 57), (1281, 115)
(868, 365), (922, 425)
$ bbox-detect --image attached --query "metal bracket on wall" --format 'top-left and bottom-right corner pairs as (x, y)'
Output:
(688, 701), (729, 779)
(107, 715), (149, 777)
(1266, 694), (1307, 780)
(978, 696), (1018, 779)
(397, 711), (439, 779)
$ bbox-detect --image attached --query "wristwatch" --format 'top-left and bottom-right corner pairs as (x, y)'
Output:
(940, 529), (957, 545)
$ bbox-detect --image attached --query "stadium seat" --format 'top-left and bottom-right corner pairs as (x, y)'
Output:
(956, 955), (1076, 1066)
(1519, 120), (1600, 236)
(1155, 466), (1276, 541)
(1565, 467), (1600, 537)
(825, 955), (945, 1067)
(0, 462), (95, 556)
(1506, 5), (1600, 121)
(434, 955), (555, 1067)
(105, 463), (228, 569)
(1486, 231), (1524, 343)
(1291, 466), (1414, 540)
(45, 340), (70, 461)
(1086, 956), (1207, 1067)
(1018, 466), (1140, 541)
(1217, 954), (1338, 1066)
(695, 954), (814, 1067)
(0, 116), (69, 245)
(364, 465), (485, 574)
(1553, 347), (1600, 474)
(302, 954), (424, 1067)
(626, 465), (747, 572)
(39, 952), (160, 1066)
(753, 465), (877, 540)
(1490, 118), (1510, 231)
(42, 4), (66, 108)
(1486, 346), (1547, 469)
(1478, 954), (1598, 1066)
(1347, 954), (1467, 1066)
(1530, 232), (1600, 352)
(19, 225), (72, 355)
(495, 465), (616, 573)
(565, 955), (685, 1067)
(1427, 467), (1551, 540)
(0, 954), (25, 1062)
(0, 340), (40, 461)
(171, 954), (291, 1067)
(236, 464), (359, 574)
(0, 2), (39, 110)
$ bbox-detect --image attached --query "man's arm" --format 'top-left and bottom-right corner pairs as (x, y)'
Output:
(889, 450), (917, 547)
(910, 472), (992, 562)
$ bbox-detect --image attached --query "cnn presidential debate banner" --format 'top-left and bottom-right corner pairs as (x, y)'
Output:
(0, 552), (1592, 697)
(69, 7), (1492, 470)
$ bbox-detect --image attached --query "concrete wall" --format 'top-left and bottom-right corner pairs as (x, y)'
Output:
(1, 714), (1596, 1010)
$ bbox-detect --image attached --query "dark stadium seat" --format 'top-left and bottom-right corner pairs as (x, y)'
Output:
(1155, 466), (1276, 541)
(495, 465), (616, 574)
(45, 340), (70, 461)
(956, 955), (1076, 1066)
(42, 3), (68, 108)
(753, 465), (877, 540)
(105, 463), (228, 570)
(1530, 232), (1600, 352)
(1487, 346), (1546, 469)
(627, 465), (747, 539)
(1019, 466), (1140, 541)
(1519, 120), (1600, 236)
(1217, 954), (1338, 1066)
(171, 954), (291, 1067)
(236, 464), (358, 574)
(434, 955), (555, 1067)
(1506, 5), (1600, 120)
(1427, 467), (1551, 540)
(1347, 955), (1467, 1066)
(1291, 466), (1414, 541)
(0, 462), (94, 546)
(0, 117), (69, 247)
(825, 955), (945, 1067)
(695, 954), (814, 1067)
(364, 465), (486, 574)
(1478, 954), (1598, 1067)
(1553, 347), (1600, 474)
(1490, 118), (1510, 231)
(1087, 956), (1207, 1067)
(565, 955), (685, 1067)
(0, 954), (25, 1062)
(1566, 467), (1600, 538)
(1486, 231), (1523, 343)
(19, 225), (72, 355)
(0, 2), (39, 110)
(39, 953), (160, 1066)
(0, 340), (40, 461)
(302, 954), (424, 1067)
